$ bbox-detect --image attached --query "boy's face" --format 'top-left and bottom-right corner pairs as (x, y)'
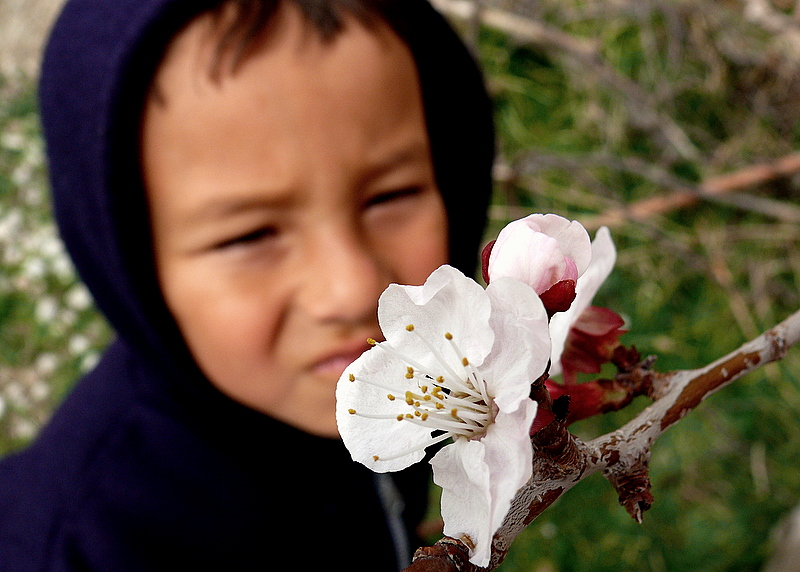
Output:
(141, 6), (449, 437)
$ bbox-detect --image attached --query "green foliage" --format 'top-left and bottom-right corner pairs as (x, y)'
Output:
(0, 80), (111, 455)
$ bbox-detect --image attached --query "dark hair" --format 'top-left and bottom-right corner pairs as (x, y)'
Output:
(208, 0), (383, 78)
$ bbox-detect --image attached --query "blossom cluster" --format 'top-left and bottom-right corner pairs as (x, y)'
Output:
(336, 213), (623, 567)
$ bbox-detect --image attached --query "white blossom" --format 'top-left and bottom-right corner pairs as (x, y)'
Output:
(337, 265), (550, 566)
(68, 334), (91, 356)
(34, 296), (59, 323)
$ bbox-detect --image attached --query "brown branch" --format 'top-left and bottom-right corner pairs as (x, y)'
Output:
(583, 151), (800, 229)
(403, 307), (800, 572)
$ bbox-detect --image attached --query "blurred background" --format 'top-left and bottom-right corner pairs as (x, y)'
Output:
(1, 0), (799, 570)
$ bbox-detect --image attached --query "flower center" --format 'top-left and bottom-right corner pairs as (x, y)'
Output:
(347, 325), (495, 462)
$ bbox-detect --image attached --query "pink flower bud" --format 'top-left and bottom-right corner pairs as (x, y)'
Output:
(485, 214), (592, 295)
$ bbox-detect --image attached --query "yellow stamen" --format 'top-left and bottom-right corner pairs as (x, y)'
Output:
(348, 373), (355, 382)
(387, 394), (396, 401)
(348, 409), (356, 414)
(406, 324), (415, 331)
(445, 332), (453, 340)
(367, 338), (377, 346)
(462, 357), (469, 366)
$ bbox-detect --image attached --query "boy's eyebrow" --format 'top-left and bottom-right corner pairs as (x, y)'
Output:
(185, 194), (295, 226)
(179, 143), (432, 227)
(365, 142), (432, 180)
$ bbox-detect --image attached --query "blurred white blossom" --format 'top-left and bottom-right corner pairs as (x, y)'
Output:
(11, 418), (37, 440)
(1, 108), (109, 452)
(65, 284), (92, 311)
(80, 352), (100, 373)
(0, 131), (25, 151)
(35, 296), (59, 323)
(34, 352), (59, 376)
(68, 334), (90, 356)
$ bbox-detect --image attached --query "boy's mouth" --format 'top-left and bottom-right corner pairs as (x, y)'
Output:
(311, 341), (376, 378)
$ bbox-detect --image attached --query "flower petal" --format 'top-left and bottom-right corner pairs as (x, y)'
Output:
(431, 440), (491, 566)
(431, 399), (538, 567)
(482, 399), (538, 533)
(550, 226), (616, 375)
(533, 214), (593, 273)
(336, 349), (435, 472)
(483, 277), (550, 412)
(379, 265), (494, 370)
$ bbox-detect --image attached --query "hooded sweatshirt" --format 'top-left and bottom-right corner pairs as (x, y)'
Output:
(0, 1), (495, 570)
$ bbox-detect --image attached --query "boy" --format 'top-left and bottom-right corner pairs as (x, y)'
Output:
(0, 1), (494, 570)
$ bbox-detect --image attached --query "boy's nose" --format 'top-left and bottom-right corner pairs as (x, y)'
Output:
(301, 228), (387, 325)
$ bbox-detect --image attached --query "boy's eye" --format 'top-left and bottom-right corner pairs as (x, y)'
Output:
(214, 226), (278, 250)
(366, 186), (422, 208)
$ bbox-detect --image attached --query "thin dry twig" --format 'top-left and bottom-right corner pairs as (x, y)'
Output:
(492, 150), (800, 229)
(744, 0), (800, 62)
(695, 225), (761, 340)
(582, 151), (800, 229)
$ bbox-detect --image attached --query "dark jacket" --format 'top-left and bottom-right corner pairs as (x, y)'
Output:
(0, 1), (495, 570)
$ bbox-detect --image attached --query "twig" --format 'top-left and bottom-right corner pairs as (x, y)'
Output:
(430, 0), (598, 59)
(403, 307), (800, 571)
(696, 225), (761, 340)
(744, 0), (800, 62)
(492, 150), (800, 228)
(582, 151), (800, 229)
